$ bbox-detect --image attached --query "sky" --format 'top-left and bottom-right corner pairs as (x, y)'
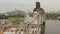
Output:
(0, 0), (60, 13)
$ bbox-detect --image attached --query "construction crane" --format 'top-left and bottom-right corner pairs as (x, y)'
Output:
(24, 2), (45, 34)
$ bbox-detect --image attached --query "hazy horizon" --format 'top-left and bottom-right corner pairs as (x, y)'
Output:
(0, 0), (60, 13)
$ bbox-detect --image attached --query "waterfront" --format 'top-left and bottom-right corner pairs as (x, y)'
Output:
(45, 20), (60, 34)
(2, 20), (60, 34)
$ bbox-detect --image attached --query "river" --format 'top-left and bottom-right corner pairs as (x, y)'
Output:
(45, 20), (60, 34)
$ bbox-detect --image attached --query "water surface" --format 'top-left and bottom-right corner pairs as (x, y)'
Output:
(45, 20), (60, 34)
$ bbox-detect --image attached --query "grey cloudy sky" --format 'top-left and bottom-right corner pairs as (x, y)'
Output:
(0, 0), (60, 13)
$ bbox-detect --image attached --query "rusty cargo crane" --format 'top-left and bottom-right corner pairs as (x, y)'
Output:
(24, 2), (45, 34)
